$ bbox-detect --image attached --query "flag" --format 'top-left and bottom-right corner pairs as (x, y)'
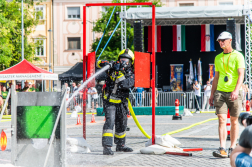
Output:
(209, 64), (215, 83)
(194, 64), (197, 81)
(172, 25), (186, 51)
(201, 24), (215, 52)
(197, 60), (202, 85)
(235, 24), (242, 51)
(189, 60), (194, 84)
(148, 25), (161, 52)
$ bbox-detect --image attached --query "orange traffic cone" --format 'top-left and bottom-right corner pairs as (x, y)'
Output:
(76, 115), (82, 125)
(127, 110), (131, 118)
(90, 113), (96, 123)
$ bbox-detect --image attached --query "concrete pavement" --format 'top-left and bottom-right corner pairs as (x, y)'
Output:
(0, 113), (244, 167)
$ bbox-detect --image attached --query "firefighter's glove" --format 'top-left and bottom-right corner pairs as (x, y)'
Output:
(97, 60), (109, 68)
(113, 61), (121, 72)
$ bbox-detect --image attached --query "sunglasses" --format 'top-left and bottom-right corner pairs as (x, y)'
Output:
(218, 39), (228, 42)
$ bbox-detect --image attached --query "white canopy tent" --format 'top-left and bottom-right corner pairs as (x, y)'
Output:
(126, 5), (245, 26)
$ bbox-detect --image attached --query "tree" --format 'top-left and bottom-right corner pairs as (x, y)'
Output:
(0, 0), (42, 70)
(91, 0), (162, 61)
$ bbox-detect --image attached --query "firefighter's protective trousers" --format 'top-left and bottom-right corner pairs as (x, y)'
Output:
(101, 68), (134, 147)
(102, 101), (128, 147)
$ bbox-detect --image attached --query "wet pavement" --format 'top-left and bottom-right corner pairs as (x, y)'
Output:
(0, 112), (244, 167)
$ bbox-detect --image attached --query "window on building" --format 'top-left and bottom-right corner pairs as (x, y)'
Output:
(179, 3), (194, 7)
(35, 39), (45, 56)
(35, 5), (45, 20)
(67, 7), (80, 19)
(68, 37), (81, 50)
(219, 2), (233, 5)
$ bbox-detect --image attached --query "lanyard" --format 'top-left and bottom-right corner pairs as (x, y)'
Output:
(223, 52), (232, 74)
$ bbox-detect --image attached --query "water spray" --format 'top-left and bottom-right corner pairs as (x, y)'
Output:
(66, 64), (112, 106)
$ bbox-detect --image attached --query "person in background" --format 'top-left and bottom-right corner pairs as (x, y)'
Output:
(0, 86), (3, 107)
(245, 84), (249, 102)
(202, 81), (212, 112)
(7, 82), (11, 114)
(77, 83), (83, 99)
(76, 83), (82, 105)
(16, 84), (22, 92)
(87, 87), (98, 111)
(32, 84), (39, 92)
(149, 87), (158, 106)
(72, 82), (78, 93)
(64, 83), (70, 99)
(135, 87), (144, 107)
(64, 83), (70, 111)
(230, 116), (252, 167)
(242, 84), (248, 111)
(22, 82), (32, 92)
(193, 80), (201, 113)
(28, 83), (36, 92)
(0, 86), (8, 115)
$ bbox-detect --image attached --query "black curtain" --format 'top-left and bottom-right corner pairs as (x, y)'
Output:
(144, 25), (245, 91)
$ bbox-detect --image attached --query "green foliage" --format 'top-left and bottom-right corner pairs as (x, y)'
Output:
(0, 0), (41, 70)
(91, 0), (162, 61)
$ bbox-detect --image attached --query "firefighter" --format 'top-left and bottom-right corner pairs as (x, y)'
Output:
(97, 49), (135, 155)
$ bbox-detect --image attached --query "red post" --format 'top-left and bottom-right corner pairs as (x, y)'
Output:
(83, 6), (87, 139)
(82, 2), (154, 140)
(151, 4), (155, 145)
(86, 2), (152, 6)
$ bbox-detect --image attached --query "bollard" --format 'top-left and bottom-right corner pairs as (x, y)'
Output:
(172, 99), (182, 120)
(76, 115), (82, 125)
(246, 100), (250, 113)
(227, 109), (230, 140)
(90, 113), (96, 123)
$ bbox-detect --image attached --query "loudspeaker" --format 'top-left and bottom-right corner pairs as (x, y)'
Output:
(134, 21), (143, 52)
(226, 19), (236, 49)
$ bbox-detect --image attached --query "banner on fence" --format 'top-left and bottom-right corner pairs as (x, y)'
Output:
(209, 64), (215, 84)
(170, 64), (184, 92)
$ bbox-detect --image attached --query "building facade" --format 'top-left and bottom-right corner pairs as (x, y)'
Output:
(53, 0), (111, 74)
(31, 0), (53, 72)
(53, 0), (245, 75)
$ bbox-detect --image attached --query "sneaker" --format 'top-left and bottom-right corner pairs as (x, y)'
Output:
(228, 148), (233, 158)
(116, 145), (133, 152)
(213, 147), (228, 158)
(195, 111), (200, 114)
(103, 147), (114, 155)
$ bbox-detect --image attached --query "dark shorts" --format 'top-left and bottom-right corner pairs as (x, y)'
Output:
(235, 152), (252, 167)
(214, 90), (242, 117)
(92, 98), (97, 103)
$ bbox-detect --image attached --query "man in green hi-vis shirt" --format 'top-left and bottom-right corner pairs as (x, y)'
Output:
(209, 31), (245, 159)
(0, 86), (7, 115)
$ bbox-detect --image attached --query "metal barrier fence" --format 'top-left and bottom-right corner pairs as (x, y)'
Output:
(66, 90), (252, 111)
(66, 92), (216, 111)
(129, 92), (215, 110)
(67, 93), (103, 111)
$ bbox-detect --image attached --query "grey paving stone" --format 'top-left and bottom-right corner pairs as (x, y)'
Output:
(0, 113), (242, 166)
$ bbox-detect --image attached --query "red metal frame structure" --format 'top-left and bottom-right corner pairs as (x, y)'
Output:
(83, 2), (156, 145)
